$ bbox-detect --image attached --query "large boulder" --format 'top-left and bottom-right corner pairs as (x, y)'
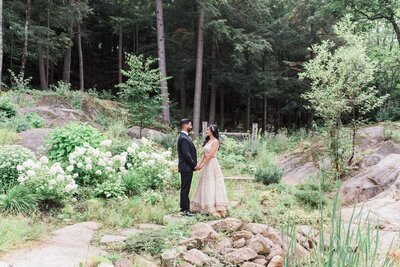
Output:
(18, 128), (51, 155)
(246, 234), (273, 255)
(341, 185), (400, 232)
(190, 223), (219, 245)
(208, 218), (243, 232)
(340, 154), (400, 205)
(161, 248), (184, 267)
(182, 249), (210, 266)
(267, 255), (284, 267)
(127, 126), (166, 140)
(224, 247), (258, 264)
(18, 107), (97, 127)
(355, 126), (385, 152)
(277, 141), (328, 185)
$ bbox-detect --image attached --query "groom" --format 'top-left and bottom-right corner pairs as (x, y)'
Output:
(177, 118), (199, 216)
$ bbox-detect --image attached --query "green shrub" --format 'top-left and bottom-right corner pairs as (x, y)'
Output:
(0, 128), (19, 145)
(294, 187), (326, 209)
(9, 70), (32, 92)
(123, 222), (191, 255)
(0, 94), (17, 118)
(254, 165), (283, 185)
(0, 185), (37, 214)
(49, 81), (83, 109)
(123, 170), (147, 196)
(94, 179), (126, 199)
(0, 145), (35, 191)
(47, 122), (104, 164)
(1, 115), (31, 133)
(0, 113), (45, 133)
(25, 113), (45, 128)
(141, 190), (163, 205)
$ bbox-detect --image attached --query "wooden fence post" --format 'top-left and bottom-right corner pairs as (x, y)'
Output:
(251, 123), (258, 147)
(202, 121), (208, 140)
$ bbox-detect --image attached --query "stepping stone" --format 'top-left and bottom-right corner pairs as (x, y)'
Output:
(98, 263), (114, 267)
(163, 215), (183, 224)
(2, 221), (104, 267)
(137, 223), (164, 230)
(117, 228), (143, 236)
(100, 235), (127, 244)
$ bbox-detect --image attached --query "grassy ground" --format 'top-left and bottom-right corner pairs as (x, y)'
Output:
(0, 215), (48, 256)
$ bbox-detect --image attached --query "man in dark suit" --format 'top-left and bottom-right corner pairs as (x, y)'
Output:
(177, 118), (198, 216)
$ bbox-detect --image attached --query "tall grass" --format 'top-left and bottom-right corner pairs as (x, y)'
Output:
(0, 185), (37, 214)
(284, 189), (393, 267)
(0, 215), (47, 255)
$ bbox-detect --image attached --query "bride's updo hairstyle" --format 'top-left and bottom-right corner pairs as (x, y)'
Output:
(203, 124), (219, 147)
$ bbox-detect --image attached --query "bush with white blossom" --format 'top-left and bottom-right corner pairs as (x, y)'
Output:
(126, 138), (178, 190)
(0, 145), (35, 190)
(17, 156), (78, 205)
(66, 140), (127, 186)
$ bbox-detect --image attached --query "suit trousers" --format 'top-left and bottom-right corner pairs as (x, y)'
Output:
(180, 171), (193, 212)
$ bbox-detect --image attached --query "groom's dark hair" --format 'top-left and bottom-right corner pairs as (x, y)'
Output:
(180, 118), (191, 127)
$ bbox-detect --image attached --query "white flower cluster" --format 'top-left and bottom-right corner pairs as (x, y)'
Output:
(17, 156), (78, 194)
(126, 138), (177, 183)
(67, 141), (128, 179)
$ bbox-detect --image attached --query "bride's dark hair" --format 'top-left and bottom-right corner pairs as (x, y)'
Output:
(203, 124), (219, 147)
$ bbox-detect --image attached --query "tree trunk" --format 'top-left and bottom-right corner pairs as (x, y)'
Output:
(155, 0), (170, 123)
(63, 12), (73, 83)
(37, 43), (47, 90)
(246, 89), (251, 131)
(201, 67), (208, 122)
(118, 25), (123, 84)
(0, 0), (3, 89)
(263, 95), (267, 133)
(208, 39), (217, 124)
(220, 87), (225, 129)
(179, 69), (187, 117)
(46, 7), (50, 87)
(21, 0), (32, 77)
(135, 24), (139, 54)
(389, 14), (400, 45)
(192, 0), (206, 139)
(77, 21), (84, 90)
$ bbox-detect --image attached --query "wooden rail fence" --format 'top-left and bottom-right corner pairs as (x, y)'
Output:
(202, 121), (258, 147)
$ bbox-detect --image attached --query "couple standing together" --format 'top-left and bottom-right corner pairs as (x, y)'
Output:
(177, 118), (229, 217)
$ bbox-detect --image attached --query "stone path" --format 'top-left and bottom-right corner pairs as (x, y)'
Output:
(1, 222), (103, 267)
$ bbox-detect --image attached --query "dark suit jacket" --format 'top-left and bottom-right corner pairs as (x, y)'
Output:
(177, 132), (197, 173)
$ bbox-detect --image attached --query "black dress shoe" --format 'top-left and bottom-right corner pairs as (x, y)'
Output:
(182, 211), (195, 217)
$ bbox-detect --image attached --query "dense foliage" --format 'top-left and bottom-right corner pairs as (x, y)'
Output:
(2, 0), (398, 131)
(47, 122), (104, 164)
(0, 145), (35, 191)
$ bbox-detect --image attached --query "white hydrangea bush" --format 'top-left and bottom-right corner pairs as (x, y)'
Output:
(67, 141), (128, 186)
(17, 156), (78, 204)
(126, 138), (178, 190)
(0, 145), (35, 189)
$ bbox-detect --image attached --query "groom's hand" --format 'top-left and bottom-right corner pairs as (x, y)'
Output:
(194, 164), (201, 171)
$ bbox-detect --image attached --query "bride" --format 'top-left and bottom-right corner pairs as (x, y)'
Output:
(190, 124), (229, 217)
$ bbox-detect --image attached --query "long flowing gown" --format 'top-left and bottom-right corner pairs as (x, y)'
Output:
(190, 140), (229, 214)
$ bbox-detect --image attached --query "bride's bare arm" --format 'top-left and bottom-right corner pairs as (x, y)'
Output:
(199, 141), (219, 168)
(198, 152), (206, 166)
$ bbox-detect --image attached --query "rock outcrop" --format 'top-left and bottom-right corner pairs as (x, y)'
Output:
(161, 218), (309, 266)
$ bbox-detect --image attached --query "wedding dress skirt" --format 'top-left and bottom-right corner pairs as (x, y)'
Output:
(190, 141), (228, 214)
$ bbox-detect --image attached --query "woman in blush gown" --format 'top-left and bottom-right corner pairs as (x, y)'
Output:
(190, 124), (228, 217)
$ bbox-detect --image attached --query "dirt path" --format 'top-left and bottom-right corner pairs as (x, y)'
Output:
(1, 222), (103, 267)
